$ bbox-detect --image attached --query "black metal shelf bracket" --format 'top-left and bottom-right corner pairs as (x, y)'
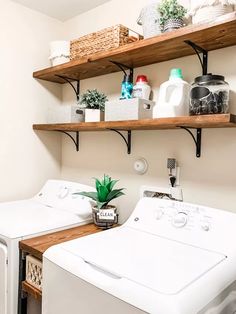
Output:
(185, 40), (208, 75)
(55, 75), (80, 102)
(180, 127), (202, 158)
(58, 131), (80, 151)
(109, 61), (134, 83)
(109, 129), (132, 154)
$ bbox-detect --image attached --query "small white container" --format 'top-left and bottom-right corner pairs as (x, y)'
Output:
(49, 40), (70, 66)
(49, 56), (70, 66)
(133, 75), (151, 100)
(153, 68), (190, 118)
(85, 109), (104, 122)
(71, 106), (85, 123)
(105, 98), (155, 121)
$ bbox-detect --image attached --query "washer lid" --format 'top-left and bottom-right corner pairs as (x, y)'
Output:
(60, 227), (226, 295)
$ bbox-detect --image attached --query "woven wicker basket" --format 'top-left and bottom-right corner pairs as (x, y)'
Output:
(70, 24), (143, 60)
(192, 4), (234, 24)
(26, 255), (42, 291)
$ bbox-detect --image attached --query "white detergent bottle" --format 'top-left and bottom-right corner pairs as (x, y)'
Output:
(153, 68), (190, 118)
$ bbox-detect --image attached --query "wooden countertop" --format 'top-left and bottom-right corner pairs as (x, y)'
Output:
(19, 223), (102, 260)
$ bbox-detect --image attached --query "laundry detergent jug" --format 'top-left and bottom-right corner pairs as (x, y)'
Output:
(153, 68), (190, 118)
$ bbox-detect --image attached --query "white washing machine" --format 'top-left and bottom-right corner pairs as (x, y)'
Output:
(43, 197), (236, 314)
(0, 179), (94, 314)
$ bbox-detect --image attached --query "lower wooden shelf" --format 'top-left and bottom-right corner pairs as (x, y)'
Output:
(32, 114), (236, 158)
(22, 281), (42, 301)
(33, 114), (236, 132)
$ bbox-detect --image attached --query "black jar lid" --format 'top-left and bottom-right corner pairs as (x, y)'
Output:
(194, 74), (225, 83)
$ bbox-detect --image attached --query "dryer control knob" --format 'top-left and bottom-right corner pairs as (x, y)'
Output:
(155, 209), (164, 220)
(201, 222), (210, 231)
(172, 212), (188, 228)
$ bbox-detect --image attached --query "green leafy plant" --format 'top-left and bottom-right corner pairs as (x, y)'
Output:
(158, 0), (187, 27)
(77, 175), (125, 209)
(80, 89), (108, 112)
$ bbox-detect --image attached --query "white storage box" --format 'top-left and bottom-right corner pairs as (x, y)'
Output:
(26, 255), (42, 291)
(105, 98), (155, 121)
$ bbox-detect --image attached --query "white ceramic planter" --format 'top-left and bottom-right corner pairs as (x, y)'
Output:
(85, 109), (104, 122)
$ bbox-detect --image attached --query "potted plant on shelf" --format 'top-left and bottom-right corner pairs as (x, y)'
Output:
(80, 89), (108, 122)
(76, 175), (125, 229)
(158, 0), (187, 32)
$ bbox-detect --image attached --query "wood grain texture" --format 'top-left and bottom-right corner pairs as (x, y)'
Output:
(19, 223), (102, 260)
(33, 16), (236, 83)
(33, 114), (236, 132)
(22, 281), (42, 301)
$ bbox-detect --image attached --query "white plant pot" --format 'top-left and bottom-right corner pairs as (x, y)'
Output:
(85, 109), (104, 122)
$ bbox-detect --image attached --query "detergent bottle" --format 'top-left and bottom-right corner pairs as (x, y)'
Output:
(153, 68), (190, 118)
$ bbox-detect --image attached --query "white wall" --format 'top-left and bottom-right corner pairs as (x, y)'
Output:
(61, 0), (236, 223)
(0, 0), (63, 200)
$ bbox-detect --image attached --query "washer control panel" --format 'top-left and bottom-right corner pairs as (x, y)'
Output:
(130, 198), (214, 235)
(153, 201), (213, 232)
(128, 197), (236, 255)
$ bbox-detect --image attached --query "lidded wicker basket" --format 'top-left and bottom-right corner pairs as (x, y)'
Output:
(189, 0), (235, 24)
(70, 24), (142, 60)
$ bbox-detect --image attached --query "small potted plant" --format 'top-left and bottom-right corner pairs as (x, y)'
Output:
(80, 89), (108, 122)
(77, 175), (125, 229)
(158, 0), (187, 32)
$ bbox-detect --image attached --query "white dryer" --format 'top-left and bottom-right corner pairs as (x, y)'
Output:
(43, 197), (236, 314)
(0, 179), (94, 314)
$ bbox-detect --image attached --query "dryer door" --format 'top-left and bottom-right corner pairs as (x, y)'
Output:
(0, 243), (7, 314)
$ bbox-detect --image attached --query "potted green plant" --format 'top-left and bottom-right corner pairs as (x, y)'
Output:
(77, 175), (125, 229)
(80, 89), (108, 122)
(158, 0), (187, 32)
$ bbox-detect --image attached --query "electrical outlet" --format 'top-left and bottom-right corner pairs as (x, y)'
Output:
(169, 166), (180, 186)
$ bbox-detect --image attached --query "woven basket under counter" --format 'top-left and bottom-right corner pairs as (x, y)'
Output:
(70, 24), (143, 60)
(26, 255), (43, 291)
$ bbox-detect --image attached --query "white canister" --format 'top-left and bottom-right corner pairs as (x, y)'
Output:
(49, 40), (70, 66)
(132, 75), (151, 100)
(137, 3), (162, 38)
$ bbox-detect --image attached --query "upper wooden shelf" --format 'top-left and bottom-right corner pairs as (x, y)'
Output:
(33, 16), (236, 83)
(33, 114), (236, 132)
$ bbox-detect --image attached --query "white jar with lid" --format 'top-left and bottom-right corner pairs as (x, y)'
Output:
(132, 75), (151, 100)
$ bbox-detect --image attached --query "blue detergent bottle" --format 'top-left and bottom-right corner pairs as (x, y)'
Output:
(120, 74), (133, 99)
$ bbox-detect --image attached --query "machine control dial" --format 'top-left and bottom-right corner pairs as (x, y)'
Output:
(155, 208), (164, 220)
(172, 212), (188, 228)
(58, 187), (69, 199)
(201, 222), (210, 231)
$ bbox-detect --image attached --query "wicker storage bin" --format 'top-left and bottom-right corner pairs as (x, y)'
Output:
(26, 255), (42, 291)
(192, 4), (234, 24)
(70, 24), (143, 60)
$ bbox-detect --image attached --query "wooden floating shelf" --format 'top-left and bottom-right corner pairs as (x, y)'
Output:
(33, 114), (236, 132)
(33, 16), (236, 83)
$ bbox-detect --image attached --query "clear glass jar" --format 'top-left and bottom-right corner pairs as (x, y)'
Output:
(189, 74), (229, 115)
